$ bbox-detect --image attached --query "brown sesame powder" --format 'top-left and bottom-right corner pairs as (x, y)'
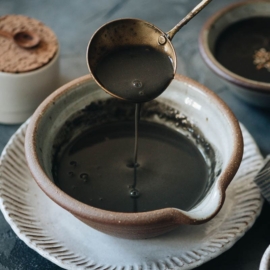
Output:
(0, 15), (58, 73)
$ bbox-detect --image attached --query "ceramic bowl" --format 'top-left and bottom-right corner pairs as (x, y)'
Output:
(199, 0), (270, 108)
(25, 74), (243, 239)
(0, 49), (59, 124)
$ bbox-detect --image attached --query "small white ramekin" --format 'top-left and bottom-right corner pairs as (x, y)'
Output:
(0, 49), (59, 124)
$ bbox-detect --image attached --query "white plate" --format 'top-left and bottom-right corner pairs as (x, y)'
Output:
(0, 121), (264, 270)
(260, 245), (270, 270)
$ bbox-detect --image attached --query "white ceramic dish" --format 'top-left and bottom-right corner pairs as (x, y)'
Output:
(0, 49), (59, 124)
(0, 121), (263, 269)
(260, 245), (270, 270)
(254, 155), (270, 204)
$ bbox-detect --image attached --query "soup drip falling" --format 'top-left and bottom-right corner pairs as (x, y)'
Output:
(54, 100), (211, 213)
(69, 0), (213, 212)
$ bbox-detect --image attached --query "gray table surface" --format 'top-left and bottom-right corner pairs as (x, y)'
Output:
(0, 0), (270, 269)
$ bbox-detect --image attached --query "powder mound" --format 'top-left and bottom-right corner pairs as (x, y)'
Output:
(0, 15), (58, 73)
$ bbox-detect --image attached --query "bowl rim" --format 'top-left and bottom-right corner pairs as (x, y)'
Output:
(25, 74), (243, 226)
(199, 0), (270, 93)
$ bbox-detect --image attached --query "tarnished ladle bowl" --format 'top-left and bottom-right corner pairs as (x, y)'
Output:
(87, 0), (211, 103)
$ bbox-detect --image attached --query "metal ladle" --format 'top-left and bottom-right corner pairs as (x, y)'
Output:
(87, 0), (211, 103)
(0, 29), (40, 49)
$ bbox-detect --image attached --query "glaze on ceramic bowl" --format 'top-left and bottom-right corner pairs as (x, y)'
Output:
(199, 0), (270, 108)
(25, 74), (243, 239)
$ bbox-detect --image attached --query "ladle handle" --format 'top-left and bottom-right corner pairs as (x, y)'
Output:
(166, 0), (212, 40)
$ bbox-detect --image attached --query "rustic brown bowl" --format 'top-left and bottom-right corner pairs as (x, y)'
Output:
(25, 74), (243, 239)
(199, 0), (270, 108)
